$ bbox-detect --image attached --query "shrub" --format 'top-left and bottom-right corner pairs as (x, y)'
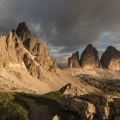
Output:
(0, 92), (28, 120)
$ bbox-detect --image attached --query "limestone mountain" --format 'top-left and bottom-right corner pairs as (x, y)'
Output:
(80, 44), (99, 69)
(1, 22), (120, 98)
(68, 44), (99, 69)
(0, 22), (65, 93)
(68, 51), (80, 68)
(100, 46), (120, 70)
(0, 22), (58, 76)
(16, 22), (58, 73)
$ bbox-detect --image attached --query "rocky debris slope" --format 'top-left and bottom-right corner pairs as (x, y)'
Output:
(60, 94), (120, 120)
(100, 46), (120, 70)
(68, 51), (80, 68)
(78, 74), (120, 93)
(80, 44), (99, 69)
(60, 83), (88, 96)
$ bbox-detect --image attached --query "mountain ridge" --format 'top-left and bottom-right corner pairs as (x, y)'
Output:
(68, 44), (120, 70)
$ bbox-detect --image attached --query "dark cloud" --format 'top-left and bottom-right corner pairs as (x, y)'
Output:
(1, 0), (120, 65)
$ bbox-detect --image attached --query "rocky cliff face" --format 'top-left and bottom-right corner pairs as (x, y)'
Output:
(60, 94), (120, 120)
(68, 51), (80, 68)
(80, 44), (99, 69)
(100, 46), (120, 70)
(16, 22), (57, 72)
(68, 44), (99, 69)
(0, 31), (25, 71)
(68, 45), (120, 70)
(0, 22), (58, 79)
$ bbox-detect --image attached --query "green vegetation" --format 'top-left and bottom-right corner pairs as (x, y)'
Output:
(20, 91), (80, 120)
(0, 92), (29, 120)
(89, 91), (119, 96)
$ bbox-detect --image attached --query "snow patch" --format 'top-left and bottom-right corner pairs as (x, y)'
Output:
(10, 62), (21, 68)
(10, 62), (27, 70)
(24, 48), (39, 66)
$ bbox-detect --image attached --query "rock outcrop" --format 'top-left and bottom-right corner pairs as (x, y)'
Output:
(60, 83), (88, 96)
(0, 31), (25, 71)
(60, 94), (120, 120)
(60, 95), (95, 120)
(100, 46), (120, 70)
(16, 22), (32, 42)
(80, 44), (99, 69)
(52, 115), (61, 120)
(68, 51), (80, 68)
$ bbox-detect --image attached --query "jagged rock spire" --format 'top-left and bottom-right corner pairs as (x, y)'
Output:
(79, 44), (99, 69)
(16, 22), (32, 42)
(68, 51), (80, 68)
(100, 46), (120, 70)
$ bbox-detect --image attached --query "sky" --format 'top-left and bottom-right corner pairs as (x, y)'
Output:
(1, 0), (120, 68)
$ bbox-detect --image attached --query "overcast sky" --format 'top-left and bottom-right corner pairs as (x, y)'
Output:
(1, 0), (120, 68)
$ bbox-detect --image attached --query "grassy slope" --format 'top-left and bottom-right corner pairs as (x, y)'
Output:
(0, 92), (29, 120)
(20, 91), (80, 120)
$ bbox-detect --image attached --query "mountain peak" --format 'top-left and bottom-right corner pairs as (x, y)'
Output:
(106, 45), (117, 51)
(16, 22), (32, 41)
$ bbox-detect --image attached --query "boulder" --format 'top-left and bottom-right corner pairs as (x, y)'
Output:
(100, 46), (120, 70)
(52, 115), (61, 120)
(80, 94), (114, 120)
(60, 83), (88, 96)
(80, 44), (99, 69)
(60, 96), (95, 120)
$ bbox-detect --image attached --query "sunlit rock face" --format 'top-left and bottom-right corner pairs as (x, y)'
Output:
(100, 46), (120, 70)
(60, 94), (120, 120)
(80, 44), (99, 69)
(0, 22), (58, 78)
(68, 51), (80, 68)
(16, 22), (58, 73)
(0, 31), (25, 71)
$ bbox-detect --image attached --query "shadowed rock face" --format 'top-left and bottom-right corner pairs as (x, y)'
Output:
(60, 94), (120, 120)
(68, 51), (80, 68)
(80, 44), (99, 69)
(100, 46), (120, 70)
(16, 22), (32, 42)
